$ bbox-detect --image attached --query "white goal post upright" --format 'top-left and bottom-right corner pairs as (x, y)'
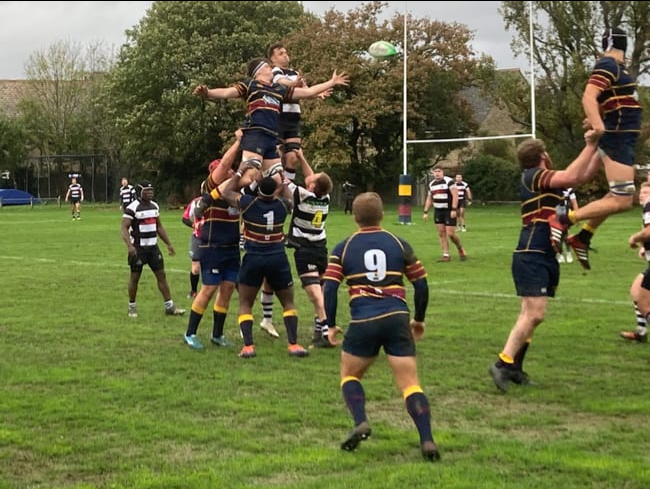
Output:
(398, 1), (536, 222)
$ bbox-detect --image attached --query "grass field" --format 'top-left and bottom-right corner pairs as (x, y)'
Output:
(1, 202), (649, 489)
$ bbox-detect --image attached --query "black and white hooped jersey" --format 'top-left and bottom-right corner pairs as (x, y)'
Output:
(287, 182), (329, 248)
(456, 181), (470, 201)
(271, 66), (301, 115)
(428, 176), (455, 209)
(68, 183), (83, 200)
(119, 185), (136, 208)
(123, 199), (160, 248)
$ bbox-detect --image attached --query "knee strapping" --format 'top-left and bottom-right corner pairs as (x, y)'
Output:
(282, 141), (301, 153)
(263, 162), (284, 177)
(244, 158), (262, 170)
(608, 180), (635, 196)
(300, 275), (321, 287)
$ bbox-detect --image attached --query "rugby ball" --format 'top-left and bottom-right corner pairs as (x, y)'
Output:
(368, 40), (397, 59)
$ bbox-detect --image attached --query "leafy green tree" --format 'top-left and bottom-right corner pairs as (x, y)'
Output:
(497, 1), (650, 170)
(0, 114), (28, 180)
(19, 40), (92, 155)
(105, 1), (305, 198)
(463, 154), (520, 201)
(283, 1), (488, 190)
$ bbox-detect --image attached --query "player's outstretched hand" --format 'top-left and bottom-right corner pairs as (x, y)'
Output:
(192, 84), (208, 98)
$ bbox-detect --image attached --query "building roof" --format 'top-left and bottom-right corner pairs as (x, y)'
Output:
(0, 80), (31, 117)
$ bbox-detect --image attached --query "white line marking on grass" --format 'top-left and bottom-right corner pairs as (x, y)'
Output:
(428, 285), (630, 306)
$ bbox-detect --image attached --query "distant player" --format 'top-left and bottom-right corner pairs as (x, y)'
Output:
(65, 177), (84, 221)
(454, 174), (472, 232)
(119, 177), (137, 211)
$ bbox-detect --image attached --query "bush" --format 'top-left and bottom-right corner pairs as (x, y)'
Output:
(463, 154), (520, 202)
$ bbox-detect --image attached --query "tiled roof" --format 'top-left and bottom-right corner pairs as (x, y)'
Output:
(0, 80), (31, 117)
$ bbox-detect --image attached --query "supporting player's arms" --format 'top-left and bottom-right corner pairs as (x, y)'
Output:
(412, 278), (428, 323)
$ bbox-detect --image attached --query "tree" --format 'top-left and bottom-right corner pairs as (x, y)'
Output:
(0, 114), (28, 179)
(19, 40), (94, 155)
(105, 1), (306, 199)
(283, 1), (488, 190)
(497, 1), (650, 170)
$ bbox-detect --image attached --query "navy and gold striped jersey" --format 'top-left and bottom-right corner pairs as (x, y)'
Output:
(199, 176), (241, 247)
(323, 227), (427, 322)
(588, 56), (642, 133)
(239, 194), (290, 254)
(516, 168), (564, 254)
(233, 79), (295, 137)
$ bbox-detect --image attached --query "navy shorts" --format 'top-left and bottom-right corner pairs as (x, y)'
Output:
(343, 313), (415, 358)
(278, 113), (301, 141)
(641, 267), (650, 290)
(128, 246), (164, 273)
(434, 209), (457, 226)
(238, 251), (293, 291)
(188, 235), (201, 261)
(599, 132), (638, 166)
(294, 246), (327, 277)
(240, 128), (280, 160)
(511, 251), (558, 297)
(198, 246), (240, 286)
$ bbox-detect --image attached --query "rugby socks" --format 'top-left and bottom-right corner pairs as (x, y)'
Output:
(513, 340), (531, 371)
(496, 352), (515, 369)
(314, 317), (328, 337)
(190, 272), (200, 294)
(341, 376), (367, 426)
(261, 290), (274, 322)
(239, 314), (254, 346)
(283, 309), (298, 344)
(212, 305), (227, 339)
(576, 224), (596, 245)
(404, 386), (434, 444)
(186, 303), (206, 336)
(635, 302), (646, 328)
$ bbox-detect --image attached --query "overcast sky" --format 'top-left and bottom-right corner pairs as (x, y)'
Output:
(0, 1), (526, 79)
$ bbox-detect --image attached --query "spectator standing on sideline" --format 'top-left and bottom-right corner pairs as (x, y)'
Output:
(454, 174), (472, 232)
(342, 180), (355, 215)
(423, 167), (467, 262)
(488, 130), (599, 392)
(65, 176), (84, 221)
(620, 182), (650, 343)
(323, 192), (440, 462)
(119, 177), (137, 211)
(121, 181), (185, 319)
(549, 27), (642, 270)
